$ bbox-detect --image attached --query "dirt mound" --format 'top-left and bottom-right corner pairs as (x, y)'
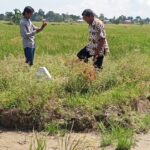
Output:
(132, 96), (150, 113)
(94, 96), (150, 129)
(0, 96), (150, 132)
(67, 115), (97, 132)
(0, 109), (44, 130)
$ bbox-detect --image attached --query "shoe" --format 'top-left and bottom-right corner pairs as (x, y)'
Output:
(25, 60), (28, 63)
(94, 67), (103, 72)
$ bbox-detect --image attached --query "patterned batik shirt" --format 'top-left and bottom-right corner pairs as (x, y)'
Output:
(86, 18), (109, 56)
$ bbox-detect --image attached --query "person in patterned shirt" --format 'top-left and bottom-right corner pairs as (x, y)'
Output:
(77, 9), (109, 70)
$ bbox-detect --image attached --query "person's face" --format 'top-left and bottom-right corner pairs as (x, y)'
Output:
(24, 12), (33, 19)
(83, 16), (94, 25)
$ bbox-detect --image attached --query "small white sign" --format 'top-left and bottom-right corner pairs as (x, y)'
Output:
(36, 67), (52, 80)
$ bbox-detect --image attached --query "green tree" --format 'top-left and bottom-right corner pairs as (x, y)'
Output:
(135, 16), (142, 24)
(99, 13), (105, 21)
(118, 15), (126, 23)
(69, 14), (80, 21)
(45, 11), (55, 22)
(54, 13), (63, 22)
(32, 9), (45, 21)
(38, 9), (45, 17)
(12, 9), (21, 25)
(0, 14), (5, 20)
(62, 13), (70, 22)
(144, 18), (150, 24)
(5, 12), (13, 21)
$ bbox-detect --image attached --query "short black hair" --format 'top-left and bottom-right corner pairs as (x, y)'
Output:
(82, 9), (95, 17)
(23, 6), (34, 16)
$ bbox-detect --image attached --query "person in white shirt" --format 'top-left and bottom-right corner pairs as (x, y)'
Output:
(20, 6), (47, 66)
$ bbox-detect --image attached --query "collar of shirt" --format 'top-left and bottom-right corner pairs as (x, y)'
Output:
(23, 17), (30, 22)
(92, 18), (96, 26)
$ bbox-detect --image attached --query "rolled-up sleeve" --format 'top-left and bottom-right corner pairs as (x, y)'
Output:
(32, 24), (39, 30)
(96, 23), (106, 39)
(20, 22), (36, 38)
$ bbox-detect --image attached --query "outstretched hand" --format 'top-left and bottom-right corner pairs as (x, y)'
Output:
(36, 20), (48, 33)
(41, 20), (48, 29)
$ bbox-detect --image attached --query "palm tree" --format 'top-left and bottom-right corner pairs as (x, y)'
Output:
(12, 9), (21, 25)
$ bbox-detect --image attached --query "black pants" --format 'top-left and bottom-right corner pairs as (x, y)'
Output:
(77, 47), (104, 69)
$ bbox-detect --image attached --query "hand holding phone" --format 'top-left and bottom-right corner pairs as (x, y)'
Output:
(42, 19), (48, 29)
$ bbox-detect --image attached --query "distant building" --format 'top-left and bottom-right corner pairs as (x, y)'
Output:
(104, 19), (111, 24)
(124, 19), (132, 24)
(77, 19), (84, 23)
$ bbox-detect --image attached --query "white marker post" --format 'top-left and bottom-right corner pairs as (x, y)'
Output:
(36, 67), (52, 80)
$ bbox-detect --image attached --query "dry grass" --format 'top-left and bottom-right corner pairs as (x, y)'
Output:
(58, 134), (98, 150)
(0, 23), (150, 149)
(29, 132), (47, 150)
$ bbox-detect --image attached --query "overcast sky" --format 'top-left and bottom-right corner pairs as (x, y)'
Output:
(0, 0), (150, 18)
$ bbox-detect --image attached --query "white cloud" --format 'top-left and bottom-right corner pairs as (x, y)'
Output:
(0, 0), (150, 18)
(57, 0), (150, 18)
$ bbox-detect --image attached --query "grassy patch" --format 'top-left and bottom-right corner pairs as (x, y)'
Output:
(99, 123), (134, 150)
(0, 23), (150, 149)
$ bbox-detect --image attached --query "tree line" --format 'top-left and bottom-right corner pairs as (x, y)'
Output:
(0, 9), (81, 24)
(0, 9), (150, 25)
(100, 14), (150, 25)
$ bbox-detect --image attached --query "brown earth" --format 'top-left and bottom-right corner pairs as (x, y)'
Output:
(0, 96), (150, 132)
(0, 131), (150, 150)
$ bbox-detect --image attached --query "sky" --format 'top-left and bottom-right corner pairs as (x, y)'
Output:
(0, 0), (150, 18)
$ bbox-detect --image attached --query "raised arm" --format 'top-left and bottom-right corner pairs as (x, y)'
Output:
(20, 22), (36, 38)
(32, 24), (40, 30)
(32, 22), (47, 33)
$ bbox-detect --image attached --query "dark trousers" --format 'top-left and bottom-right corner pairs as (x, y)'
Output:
(24, 47), (35, 66)
(77, 47), (104, 69)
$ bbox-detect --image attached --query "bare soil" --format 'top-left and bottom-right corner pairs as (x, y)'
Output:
(0, 130), (150, 150)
